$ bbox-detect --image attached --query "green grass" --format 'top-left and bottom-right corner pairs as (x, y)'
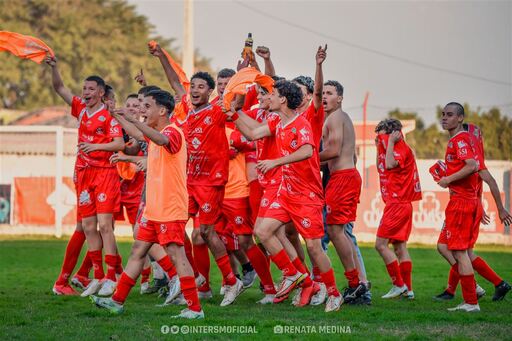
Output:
(1, 239), (511, 340)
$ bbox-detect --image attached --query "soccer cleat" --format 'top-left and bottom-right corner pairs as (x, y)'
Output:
(198, 290), (213, 300)
(195, 273), (206, 288)
(275, 272), (306, 299)
(291, 288), (302, 306)
(90, 296), (124, 315)
(71, 275), (91, 290)
(53, 283), (79, 296)
(381, 285), (407, 299)
(476, 284), (486, 299)
(447, 302), (480, 312)
(492, 281), (511, 301)
(347, 294), (372, 305)
(404, 291), (415, 300)
(310, 282), (327, 306)
(220, 278), (244, 307)
(147, 277), (169, 295)
(140, 282), (151, 295)
(343, 283), (367, 303)
(296, 282), (320, 307)
(81, 279), (102, 297)
(433, 290), (455, 301)
(257, 294), (275, 304)
(242, 269), (257, 288)
(171, 308), (205, 319)
(220, 285), (226, 296)
(98, 279), (117, 297)
(325, 294), (343, 312)
(163, 276), (181, 305)
(273, 291), (290, 304)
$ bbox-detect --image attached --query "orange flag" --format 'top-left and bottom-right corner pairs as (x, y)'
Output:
(223, 67), (274, 111)
(0, 31), (54, 64)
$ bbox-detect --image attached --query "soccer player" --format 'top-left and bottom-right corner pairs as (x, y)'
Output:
(374, 118), (422, 299)
(436, 102), (481, 312)
(92, 89), (204, 319)
(319, 79), (367, 303)
(45, 55), (124, 297)
(229, 80), (343, 312)
(150, 42), (244, 306)
(434, 105), (511, 302)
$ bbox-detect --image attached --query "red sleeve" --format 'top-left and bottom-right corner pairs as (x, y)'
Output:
(242, 85), (258, 111)
(213, 105), (227, 124)
(71, 96), (85, 118)
(266, 114), (280, 135)
(392, 141), (408, 168)
(455, 135), (475, 161)
(230, 130), (255, 153)
(162, 126), (182, 154)
(107, 117), (123, 138)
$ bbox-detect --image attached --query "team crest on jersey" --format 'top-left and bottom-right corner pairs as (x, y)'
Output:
(203, 116), (212, 125)
(301, 218), (311, 228)
(79, 190), (91, 206)
(160, 224), (167, 233)
(201, 203), (211, 213)
(261, 198), (269, 207)
(98, 116), (106, 122)
(235, 216), (243, 225)
(290, 140), (298, 149)
(192, 137), (201, 149)
(97, 193), (107, 202)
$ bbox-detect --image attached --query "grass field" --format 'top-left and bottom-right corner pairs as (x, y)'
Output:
(1, 238), (511, 340)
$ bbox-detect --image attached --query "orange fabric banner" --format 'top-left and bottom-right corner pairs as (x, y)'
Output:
(223, 67), (274, 111)
(0, 31), (54, 64)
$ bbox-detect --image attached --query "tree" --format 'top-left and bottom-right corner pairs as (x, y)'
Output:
(0, 0), (212, 110)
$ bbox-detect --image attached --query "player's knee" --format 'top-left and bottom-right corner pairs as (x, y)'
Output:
(192, 229), (204, 244)
(254, 224), (269, 242)
(98, 220), (113, 234)
(436, 243), (446, 255)
(375, 240), (386, 253)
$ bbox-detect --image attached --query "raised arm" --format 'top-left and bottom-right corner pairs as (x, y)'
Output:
(44, 55), (73, 106)
(230, 109), (271, 141)
(384, 131), (401, 169)
(112, 109), (145, 141)
(313, 44), (327, 111)
(149, 43), (186, 98)
(256, 46), (275, 77)
(479, 169), (512, 225)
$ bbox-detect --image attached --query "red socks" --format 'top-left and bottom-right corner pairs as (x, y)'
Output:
(105, 254), (118, 281)
(215, 254), (237, 286)
(271, 249), (298, 277)
(157, 256), (177, 279)
(399, 261), (413, 291)
(460, 274), (478, 305)
(292, 257), (313, 287)
(472, 257), (502, 286)
(184, 236), (199, 277)
(141, 266), (151, 284)
(180, 276), (202, 312)
(344, 268), (360, 288)
(112, 272), (136, 304)
(446, 264), (460, 295)
(312, 266), (322, 283)
(247, 244), (276, 294)
(385, 260), (405, 287)
(88, 250), (104, 279)
(115, 254), (123, 275)
(321, 268), (340, 297)
(76, 252), (93, 278)
(56, 230), (86, 285)
(193, 243), (210, 291)
(248, 180), (262, 224)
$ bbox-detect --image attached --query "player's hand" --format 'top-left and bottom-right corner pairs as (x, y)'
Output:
(229, 147), (239, 160)
(256, 159), (278, 174)
(438, 177), (450, 188)
(78, 142), (98, 154)
(316, 44), (327, 65)
(135, 158), (147, 172)
(148, 42), (163, 57)
(134, 69), (147, 86)
(256, 46), (270, 60)
(498, 208), (512, 226)
(481, 211), (490, 225)
(109, 153), (126, 164)
(44, 55), (57, 67)
(237, 55), (250, 71)
(389, 131), (402, 144)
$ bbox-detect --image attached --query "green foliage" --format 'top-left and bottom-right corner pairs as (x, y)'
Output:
(388, 105), (511, 160)
(0, 0), (212, 110)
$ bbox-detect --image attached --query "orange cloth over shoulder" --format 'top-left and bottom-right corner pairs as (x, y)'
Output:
(223, 67), (274, 111)
(0, 31), (54, 64)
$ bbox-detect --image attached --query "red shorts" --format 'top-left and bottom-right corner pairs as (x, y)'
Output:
(325, 168), (361, 225)
(76, 167), (121, 218)
(215, 217), (239, 251)
(136, 217), (187, 246)
(249, 180), (263, 225)
(188, 185), (225, 225)
(377, 202), (413, 243)
(440, 197), (481, 251)
(257, 185), (279, 218)
(263, 195), (324, 240)
(245, 151), (257, 164)
(114, 203), (139, 225)
(222, 197), (253, 235)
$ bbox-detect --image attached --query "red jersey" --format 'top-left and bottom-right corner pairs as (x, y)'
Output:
(464, 123), (486, 197)
(300, 101), (324, 147)
(183, 99), (229, 186)
(445, 131), (479, 199)
(268, 114), (324, 205)
(246, 108), (281, 188)
(71, 96), (123, 168)
(376, 134), (422, 204)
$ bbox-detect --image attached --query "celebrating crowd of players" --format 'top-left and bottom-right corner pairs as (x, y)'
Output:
(46, 41), (512, 319)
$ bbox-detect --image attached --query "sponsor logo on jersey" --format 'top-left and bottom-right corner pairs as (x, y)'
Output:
(192, 137), (201, 149)
(98, 116), (106, 122)
(301, 218), (311, 228)
(79, 190), (91, 206)
(97, 193), (107, 202)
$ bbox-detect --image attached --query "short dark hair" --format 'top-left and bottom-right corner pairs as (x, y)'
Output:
(324, 80), (344, 96)
(138, 85), (161, 96)
(217, 68), (236, 79)
(292, 75), (314, 94)
(145, 90), (175, 115)
(375, 118), (403, 134)
(126, 93), (138, 100)
(274, 80), (303, 110)
(104, 84), (114, 98)
(191, 71), (215, 90)
(445, 102), (465, 116)
(85, 75), (106, 91)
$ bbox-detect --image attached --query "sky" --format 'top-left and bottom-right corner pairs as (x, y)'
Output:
(128, 0), (512, 125)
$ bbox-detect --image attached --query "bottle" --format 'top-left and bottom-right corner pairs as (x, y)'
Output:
(242, 33), (254, 62)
